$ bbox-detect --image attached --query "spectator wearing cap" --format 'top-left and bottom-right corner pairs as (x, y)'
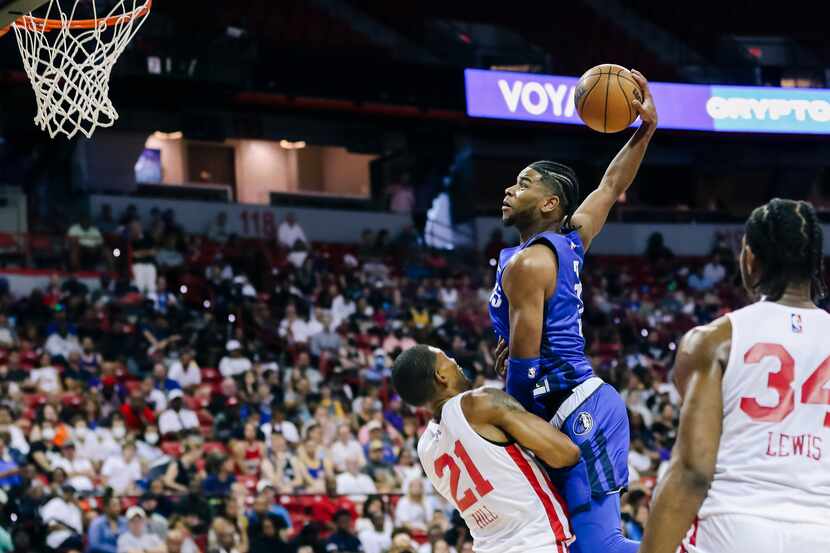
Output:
(326, 509), (363, 553)
(52, 440), (95, 492)
(360, 420), (396, 465)
(219, 340), (252, 378)
(167, 350), (201, 390)
(336, 456), (377, 502)
(88, 494), (127, 553)
(41, 484), (84, 552)
(117, 507), (165, 553)
(158, 389), (199, 438)
(101, 441), (142, 496)
(363, 440), (398, 491)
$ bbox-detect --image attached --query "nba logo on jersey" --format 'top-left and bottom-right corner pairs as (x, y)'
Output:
(791, 313), (803, 333)
(573, 412), (593, 436)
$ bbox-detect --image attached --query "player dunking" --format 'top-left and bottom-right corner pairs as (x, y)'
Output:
(489, 69), (656, 553)
(392, 345), (579, 553)
(640, 199), (830, 553)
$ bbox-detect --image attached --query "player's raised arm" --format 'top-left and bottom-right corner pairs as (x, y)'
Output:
(638, 321), (730, 553)
(464, 388), (579, 469)
(570, 70), (658, 251)
(502, 246), (556, 410)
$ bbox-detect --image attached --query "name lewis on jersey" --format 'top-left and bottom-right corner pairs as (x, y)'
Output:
(766, 431), (822, 461)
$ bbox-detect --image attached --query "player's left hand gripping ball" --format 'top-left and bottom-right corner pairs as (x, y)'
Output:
(629, 69), (658, 128)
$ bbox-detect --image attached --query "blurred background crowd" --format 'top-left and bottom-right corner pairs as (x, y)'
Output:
(0, 202), (775, 553)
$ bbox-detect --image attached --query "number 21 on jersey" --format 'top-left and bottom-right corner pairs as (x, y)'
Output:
(433, 440), (494, 512)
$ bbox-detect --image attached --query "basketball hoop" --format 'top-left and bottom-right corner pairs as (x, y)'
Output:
(3, 0), (152, 139)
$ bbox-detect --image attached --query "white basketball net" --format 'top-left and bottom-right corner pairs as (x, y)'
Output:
(11, 0), (151, 139)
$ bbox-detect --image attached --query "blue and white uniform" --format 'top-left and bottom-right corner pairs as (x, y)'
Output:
(489, 229), (636, 553)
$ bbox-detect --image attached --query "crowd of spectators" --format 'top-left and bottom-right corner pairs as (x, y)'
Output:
(0, 205), (812, 553)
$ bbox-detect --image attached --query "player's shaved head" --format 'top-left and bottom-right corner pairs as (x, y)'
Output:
(393, 345), (438, 407)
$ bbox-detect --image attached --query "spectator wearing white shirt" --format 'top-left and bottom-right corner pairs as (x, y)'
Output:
(331, 291), (356, 329)
(330, 424), (366, 473)
(29, 352), (62, 394)
(41, 484), (84, 552)
(67, 214), (107, 271)
(117, 507), (166, 553)
(52, 441), (95, 492)
(101, 441), (142, 495)
(44, 323), (81, 363)
(394, 477), (433, 531)
(0, 405), (29, 455)
(277, 212), (307, 250)
(277, 303), (313, 345)
(260, 407), (300, 445)
(438, 280), (459, 310)
(158, 389), (200, 438)
(359, 512), (392, 553)
(336, 456), (377, 502)
(168, 349), (201, 389)
(219, 340), (252, 378)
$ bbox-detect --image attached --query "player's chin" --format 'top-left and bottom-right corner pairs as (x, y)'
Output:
(501, 213), (515, 226)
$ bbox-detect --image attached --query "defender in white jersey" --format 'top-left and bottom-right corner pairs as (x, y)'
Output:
(641, 199), (830, 553)
(392, 345), (579, 553)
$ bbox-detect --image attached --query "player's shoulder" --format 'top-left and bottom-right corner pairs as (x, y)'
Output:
(461, 387), (523, 424)
(674, 316), (732, 397)
(503, 244), (557, 281)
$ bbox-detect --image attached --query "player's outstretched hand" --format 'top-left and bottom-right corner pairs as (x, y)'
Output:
(494, 337), (508, 378)
(629, 69), (657, 128)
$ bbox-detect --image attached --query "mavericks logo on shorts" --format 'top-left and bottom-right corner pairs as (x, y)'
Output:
(573, 412), (594, 436)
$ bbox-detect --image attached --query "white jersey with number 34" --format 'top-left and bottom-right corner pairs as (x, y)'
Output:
(698, 301), (830, 525)
(418, 390), (573, 553)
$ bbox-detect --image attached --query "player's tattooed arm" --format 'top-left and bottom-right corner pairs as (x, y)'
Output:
(639, 319), (729, 553)
(466, 388), (580, 469)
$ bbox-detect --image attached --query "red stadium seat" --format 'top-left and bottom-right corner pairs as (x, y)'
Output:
(203, 441), (228, 455)
(161, 441), (183, 457)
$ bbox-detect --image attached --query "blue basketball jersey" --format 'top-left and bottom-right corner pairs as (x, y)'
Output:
(488, 229), (593, 394)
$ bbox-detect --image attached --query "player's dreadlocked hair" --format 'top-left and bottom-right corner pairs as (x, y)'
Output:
(529, 161), (581, 232)
(745, 198), (827, 302)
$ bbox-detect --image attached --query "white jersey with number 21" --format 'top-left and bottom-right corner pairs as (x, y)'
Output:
(418, 390), (573, 553)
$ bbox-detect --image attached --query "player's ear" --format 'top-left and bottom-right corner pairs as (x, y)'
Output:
(433, 354), (451, 386)
(541, 194), (561, 214)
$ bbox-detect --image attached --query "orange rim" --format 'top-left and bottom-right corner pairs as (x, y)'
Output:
(12, 0), (151, 32)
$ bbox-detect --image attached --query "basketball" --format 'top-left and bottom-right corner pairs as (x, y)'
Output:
(575, 64), (644, 133)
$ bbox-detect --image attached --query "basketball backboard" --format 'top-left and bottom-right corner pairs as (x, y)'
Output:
(0, 0), (48, 28)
